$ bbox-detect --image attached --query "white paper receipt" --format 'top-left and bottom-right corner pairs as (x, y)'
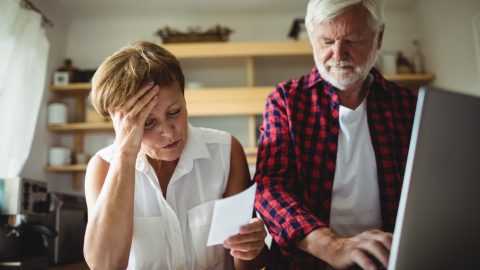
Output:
(206, 183), (257, 246)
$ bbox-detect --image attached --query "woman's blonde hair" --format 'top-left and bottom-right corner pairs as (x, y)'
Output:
(90, 41), (185, 117)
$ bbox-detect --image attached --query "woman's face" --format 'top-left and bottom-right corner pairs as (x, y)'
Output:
(140, 83), (188, 161)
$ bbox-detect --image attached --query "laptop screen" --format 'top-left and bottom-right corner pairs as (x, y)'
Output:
(388, 86), (480, 270)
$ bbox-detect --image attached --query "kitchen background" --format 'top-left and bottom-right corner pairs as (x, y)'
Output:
(1, 0), (479, 267)
(20, 0), (480, 195)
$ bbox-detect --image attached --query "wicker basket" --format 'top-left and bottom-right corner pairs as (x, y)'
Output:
(157, 25), (233, 44)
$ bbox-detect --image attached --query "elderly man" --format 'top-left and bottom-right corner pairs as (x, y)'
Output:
(254, 0), (417, 269)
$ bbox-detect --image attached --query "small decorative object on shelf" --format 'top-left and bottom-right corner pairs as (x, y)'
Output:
(156, 25), (233, 43)
(55, 59), (81, 84)
(74, 152), (89, 164)
(53, 71), (69, 85)
(288, 18), (308, 40)
(411, 39), (425, 73)
(396, 51), (413, 74)
(79, 69), (97, 83)
(53, 59), (96, 84)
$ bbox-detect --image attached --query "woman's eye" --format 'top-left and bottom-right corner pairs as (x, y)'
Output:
(144, 119), (156, 129)
(167, 109), (181, 117)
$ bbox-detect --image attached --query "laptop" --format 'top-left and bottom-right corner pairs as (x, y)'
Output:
(388, 86), (480, 270)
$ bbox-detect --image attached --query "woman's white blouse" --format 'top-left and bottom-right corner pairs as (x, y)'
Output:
(96, 124), (234, 270)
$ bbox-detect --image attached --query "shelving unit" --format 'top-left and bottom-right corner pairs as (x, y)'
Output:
(46, 40), (435, 187)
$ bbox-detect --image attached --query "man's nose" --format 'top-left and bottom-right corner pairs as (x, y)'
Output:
(331, 40), (347, 61)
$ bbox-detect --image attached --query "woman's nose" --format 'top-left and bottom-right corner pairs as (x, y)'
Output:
(156, 121), (175, 137)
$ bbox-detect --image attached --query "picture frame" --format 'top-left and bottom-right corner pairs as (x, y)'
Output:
(53, 71), (69, 85)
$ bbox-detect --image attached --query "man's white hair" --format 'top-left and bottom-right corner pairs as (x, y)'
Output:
(305, 0), (385, 35)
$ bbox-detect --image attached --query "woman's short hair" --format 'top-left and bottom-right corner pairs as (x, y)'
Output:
(90, 41), (185, 117)
(305, 0), (385, 36)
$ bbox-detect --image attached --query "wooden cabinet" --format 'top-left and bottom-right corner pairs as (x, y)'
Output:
(45, 41), (435, 188)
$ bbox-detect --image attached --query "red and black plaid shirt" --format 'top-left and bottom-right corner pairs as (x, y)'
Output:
(254, 67), (417, 269)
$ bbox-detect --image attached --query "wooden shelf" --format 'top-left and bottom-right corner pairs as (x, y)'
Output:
(384, 73), (435, 84)
(45, 164), (88, 172)
(163, 41), (313, 59)
(186, 87), (271, 116)
(47, 73), (435, 94)
(50, 83), (91, 94)
(44, 149), (260, 172)
(48, 122), (113, 132)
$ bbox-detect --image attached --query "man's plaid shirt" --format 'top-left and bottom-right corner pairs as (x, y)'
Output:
(254, 67), (417, 269)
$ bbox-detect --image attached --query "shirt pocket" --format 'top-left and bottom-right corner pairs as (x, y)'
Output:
(128, 216), (168, 270)
(187, 200), (226, 269)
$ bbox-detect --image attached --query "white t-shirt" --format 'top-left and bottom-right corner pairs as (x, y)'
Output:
(329, 96), (383, 237)
(96, 124), (234, 270)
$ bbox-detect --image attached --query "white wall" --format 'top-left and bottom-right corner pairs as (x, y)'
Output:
(382, 9), (419, 58)
(65, 11), (306, 69)
(415, 0), (480, 95)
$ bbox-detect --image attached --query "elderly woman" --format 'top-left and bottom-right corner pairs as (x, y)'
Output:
(83, 41), (268, 270)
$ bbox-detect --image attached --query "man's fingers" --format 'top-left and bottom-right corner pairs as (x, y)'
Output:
(351, 248), (378, 270)
(360, 240), (389, 268)
(365, 231), (393, 252)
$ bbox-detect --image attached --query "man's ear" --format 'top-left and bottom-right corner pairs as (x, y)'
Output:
(377, 24), (385, 49)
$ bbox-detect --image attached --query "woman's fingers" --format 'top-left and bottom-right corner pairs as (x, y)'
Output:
(224, 219), (267, 256)
(129, 85), (159, 117)
(230, 249), (261, 260)
(122, 81), (155, 111)
(225, 239), (264, 252)
(225, 230), (265, 245)
(239, 218), (265, 234)
(137, 95), (158, 123)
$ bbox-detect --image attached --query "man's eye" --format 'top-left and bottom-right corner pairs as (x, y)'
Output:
(144, 119), (156, 129)
(322, 40), (334, 45)
(345, 40), (359, 46)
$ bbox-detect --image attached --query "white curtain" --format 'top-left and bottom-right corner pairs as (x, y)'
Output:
(0, 0), (49, 177)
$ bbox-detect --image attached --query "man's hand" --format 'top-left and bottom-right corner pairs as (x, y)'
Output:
(298, 228), (392, 270)
(223, 218), (267, 260)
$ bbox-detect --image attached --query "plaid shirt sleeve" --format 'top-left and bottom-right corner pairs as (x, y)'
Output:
(254, 83), (326, 255)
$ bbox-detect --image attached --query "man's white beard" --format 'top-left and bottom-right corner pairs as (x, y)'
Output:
(316, 47), (378, 91)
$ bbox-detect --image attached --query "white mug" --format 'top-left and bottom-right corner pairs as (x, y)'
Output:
(48, 103), (67, 124)
(381, 52), (397, 75)
(49, 147), (71, 166)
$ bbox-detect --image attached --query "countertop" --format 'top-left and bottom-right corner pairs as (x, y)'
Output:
(48, 261), (88, 270)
